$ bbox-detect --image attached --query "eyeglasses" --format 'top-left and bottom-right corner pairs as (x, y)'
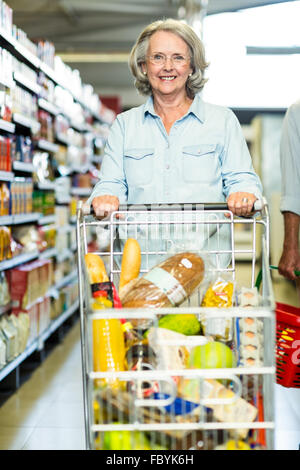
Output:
(147, 53), (190, 66)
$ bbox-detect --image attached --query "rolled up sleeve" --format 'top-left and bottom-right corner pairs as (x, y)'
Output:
(87, 116), (128, 206)
(221, 110), (263, 199)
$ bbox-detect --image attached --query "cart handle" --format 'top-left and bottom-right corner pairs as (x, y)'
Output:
(255, 265), (300, 289)
(82, 200), (263, 216)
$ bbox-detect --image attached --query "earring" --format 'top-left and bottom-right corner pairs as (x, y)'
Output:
(143, 71), (147, 75)
(189, 73), (192, 77)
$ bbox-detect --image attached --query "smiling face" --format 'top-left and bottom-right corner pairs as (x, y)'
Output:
(142, 30), (193, 100)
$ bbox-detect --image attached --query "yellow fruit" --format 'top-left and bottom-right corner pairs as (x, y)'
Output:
(188, 341), (236, 369)
(225, 440), (251, 450)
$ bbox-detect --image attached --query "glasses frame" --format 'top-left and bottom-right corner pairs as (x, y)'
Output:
(146, 53), (191, 66)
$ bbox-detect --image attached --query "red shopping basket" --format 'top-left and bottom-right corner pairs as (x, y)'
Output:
(275, 302), (300, 388)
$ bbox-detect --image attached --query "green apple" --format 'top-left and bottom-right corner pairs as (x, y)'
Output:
(188, 341), (236, 369)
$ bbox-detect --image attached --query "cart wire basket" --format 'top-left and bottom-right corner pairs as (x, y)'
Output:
(76, 200), (276, 451)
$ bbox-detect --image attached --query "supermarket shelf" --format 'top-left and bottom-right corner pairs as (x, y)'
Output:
(36, 181), (56, 191)
(0, 75), (14, 89)
(38, 98), (61, 116)
(13, 72), (41, 95)
(12, 161), (35, 173)
(0, 215), (14, 225)
(70, 187), (92, 197)
(38, 299), (79, 346)
(0, 250), (39, 271)
(56, 249), (73, 263)
(0, 170), (14, 181)
(0, 212), (41, 226)
(54, 270), (78, 290)
(0, 119), (15, 134)
(0, 299), (79, 383)
(39, 247), (58, 259)
(12, 113), (40, 133)
(12, 212), (41, 225)
(38, 214), (56, 225)
(36, 139), (59, 153)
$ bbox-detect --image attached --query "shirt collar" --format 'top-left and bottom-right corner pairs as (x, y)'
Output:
(143, 92), (205, 123)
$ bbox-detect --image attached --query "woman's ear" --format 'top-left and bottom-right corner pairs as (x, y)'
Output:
(141, 63), (147, 75)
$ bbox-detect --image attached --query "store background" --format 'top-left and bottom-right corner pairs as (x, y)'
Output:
(0, 0), (299, 450)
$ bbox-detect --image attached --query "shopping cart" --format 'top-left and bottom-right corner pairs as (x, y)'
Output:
(76, 200), (276, 451)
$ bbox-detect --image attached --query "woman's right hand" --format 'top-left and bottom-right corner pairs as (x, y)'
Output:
(92, 195), (119, 219)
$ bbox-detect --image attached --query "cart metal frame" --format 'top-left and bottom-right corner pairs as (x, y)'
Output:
(76, 200), (275, 450)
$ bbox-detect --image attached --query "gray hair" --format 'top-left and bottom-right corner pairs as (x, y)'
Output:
(129, 18), (209, 99)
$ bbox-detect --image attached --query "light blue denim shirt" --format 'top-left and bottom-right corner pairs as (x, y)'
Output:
(88, 93), (262, 271)
(88, 93), (262, 206)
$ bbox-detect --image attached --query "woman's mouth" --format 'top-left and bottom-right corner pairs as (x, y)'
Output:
(159, 76), (176, 81)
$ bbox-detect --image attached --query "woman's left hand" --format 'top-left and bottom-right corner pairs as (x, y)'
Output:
(226, 192), (257, 217)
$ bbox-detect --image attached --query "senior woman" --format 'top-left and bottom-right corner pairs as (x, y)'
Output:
(87, 18), (262, 267)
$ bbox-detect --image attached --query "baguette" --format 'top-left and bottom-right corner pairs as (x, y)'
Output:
(85, 253), (109, 283)
(119, 238), (141, 293)
(121, 252), (205, 309)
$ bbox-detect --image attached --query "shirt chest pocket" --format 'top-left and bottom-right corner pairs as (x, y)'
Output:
(124, 147), (155, 186)
(182, 144), (218, 183)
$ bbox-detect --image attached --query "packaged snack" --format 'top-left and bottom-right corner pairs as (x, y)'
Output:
(200, 274), (235, 342)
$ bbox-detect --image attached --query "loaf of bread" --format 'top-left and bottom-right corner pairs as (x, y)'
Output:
(119, 238), (141, 294)
(121, 252), (205, 309)
(85, 253), (109, 283)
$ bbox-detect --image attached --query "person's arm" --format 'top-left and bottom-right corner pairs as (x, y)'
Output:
(278, 211), (300, 280)
(221, 110), (263, 217)
(86, 116), (128, 217)
(279, 103), (300, 280)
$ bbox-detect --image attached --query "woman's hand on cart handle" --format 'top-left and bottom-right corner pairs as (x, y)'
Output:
(91, 195), (120, 219)
(226, 192), (259, 218)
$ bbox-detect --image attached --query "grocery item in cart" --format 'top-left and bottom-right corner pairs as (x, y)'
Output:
(121, 251), (205, 310)
(92, 292), (126, 390)
(200, 275), (235, 342)
(119, 238), (141, 296)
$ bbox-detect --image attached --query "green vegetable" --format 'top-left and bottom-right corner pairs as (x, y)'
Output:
(157, 314), (201, 336)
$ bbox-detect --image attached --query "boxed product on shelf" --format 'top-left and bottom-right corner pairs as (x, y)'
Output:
(0, 84), (12, 122)
(0, 135), (13, 171)
(62, 281), (78, 310)
(36, 39), (55, 69)
(37, 71), (55, 103)
(10, 177), (33, 215)
(0, 1), (13, 35)
(38, 224), (57, 251)
(12, 25), (38, 58)
(0, 47), (13, 86)
(37, 296), (50, 334)
(11, 85), (38, 121)
(55, 205), (69, 227)
(0, 328), (6, 369)
(50, 291), (64, 321)
(10, 311), (30, 355)
(0, 270), (10, 306)
(0, 313), (18, 362)
(15, 135), (33, 163)
(8, 258), (53, 310)
(12, 55), (38, 87)
(0, 226), (12, 261)
(37, 109), (54, 142)
(0, 182), (10, 216)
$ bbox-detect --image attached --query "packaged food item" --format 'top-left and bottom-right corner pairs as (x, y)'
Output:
(119, 238), (141, 295)
(238, 287), (263, 367)
(0, 329), (6, 369)
(85, 253), (126, 390)
(147, 328), (190, 371)
(121, 252), (205, 310)
(178, 378), (258, 439)
(92, 291), (126, 390)
(200, 275), (235, 342)
(126, 337), (157, 399)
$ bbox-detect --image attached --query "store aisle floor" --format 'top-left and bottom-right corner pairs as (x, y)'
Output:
(0, 321), (86, 450)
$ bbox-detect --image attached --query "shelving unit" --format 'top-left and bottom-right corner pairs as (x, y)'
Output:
(0, 13), (115, 389)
